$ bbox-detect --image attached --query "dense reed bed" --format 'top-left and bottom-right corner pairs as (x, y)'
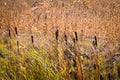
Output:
(0, 0), (120, 80)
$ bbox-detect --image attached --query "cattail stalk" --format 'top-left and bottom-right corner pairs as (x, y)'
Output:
(55, 29), (59, 62)
(14, 27), (19, 53)
(64, 34), (67, 45)
(92, 36), (100, 80)
(92, 51), (100, 80)
(15, 27), (18, 35)
(73, 31), (79, 48)
(76, 56), (83, 80)
(8, 29), (11, 38)
(94, 36), (97, 47)
(55, 29), (59, 41)
(72, 31), (83, 80)
(117, 64), (120, 79)
(75, 31), (78, 42)
(95, 56), (100, 80)
(31, 35), (34, 47)
(8, 28), (12, 49)
(92, 36), (97, 50)
(17, 40), (19, 53)
(65, 55), (69, 80)
(55, 29), (59, 57)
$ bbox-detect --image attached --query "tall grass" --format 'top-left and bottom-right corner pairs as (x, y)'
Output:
(0, 0), (120, 80)
(0, 32), (120, 80)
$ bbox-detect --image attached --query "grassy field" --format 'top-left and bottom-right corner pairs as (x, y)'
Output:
(0, 36), (120, 80)
(0, 0), (120, 80)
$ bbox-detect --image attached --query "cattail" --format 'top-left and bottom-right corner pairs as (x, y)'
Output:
(73, 31), (78, 44)
(75, 31), (78, 42)
(8, 29), (11, 38)
(31, 35), (34, 44)
(64, 34), (67, 45)
(94, 36), (97, 46)
(14, 27), (19, 53)
(92, 36), (97, 49)
(14, 27), (18, 35)
(55, 29), (59, 41)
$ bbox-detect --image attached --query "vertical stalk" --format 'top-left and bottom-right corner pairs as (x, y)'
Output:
(14, 27), (19, 53)
(108, 50), (113, 80)
(64, 33), (67, 46)
(95, 52), (100, 80)
(75, 31), (78, 42)
(92, 36), (100, 80)
(76, 55), (83, 80)
(8, 28), (12, 49)
(8, 28), (11, 38)
(15, 27), (18, 35)
(73, 31), (78, 46)
(65, 55), (69, 80)
(55, 29), (59, 43)
(117, 64), (120, 79)
(31, 35), (34, 47)
(55, 28), (59, 55)
(73, 31), (83, 80)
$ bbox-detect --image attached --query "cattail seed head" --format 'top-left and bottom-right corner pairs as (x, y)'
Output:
(15, 27), (18, 35)
(92, 36), (97, 49)
(55, 29), (59, 41)
(8, 29), (11, 38)
(64, 34), (67, 45)
(94, 36), (97, 46)
(31, 35), (34, 44)
(75, 31), (78, 41)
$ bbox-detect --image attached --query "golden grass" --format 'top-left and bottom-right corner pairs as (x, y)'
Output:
(0, 0), (120, 80)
